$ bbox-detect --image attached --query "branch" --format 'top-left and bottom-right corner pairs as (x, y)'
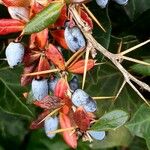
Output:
(69, 5), (150, 105)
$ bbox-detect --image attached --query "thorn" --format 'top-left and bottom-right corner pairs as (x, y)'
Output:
(92, 96), (115, 100)
(114, 80), (126, 101)
(0, 58), (7, 61)
(48, 127), (77, 135)
(37, 107), (61, 125)
(127, 80), (150, 107)
(65, 48), (85, 67)
(117, 40), (123, 54)
(122, 56), (150, 66)
(82, 4), (106, 32)
(95, 62), (105, 66)
(82, 43), (91, 89)
(120, 39), (150, 56)
(24, 68), (59, 76)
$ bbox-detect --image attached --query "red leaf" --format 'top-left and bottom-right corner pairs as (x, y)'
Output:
(37, 56), (50, 78)
(54, 78), (69, 99)
(67, 59), (95, 74)
(81, 9), (93, 29)
(36, 28), (48, 49)
(53, 5), (67, 27)
(59, 113), (77, 149)
(2, 0), (31, 7)
(51, 30), (68, 49)
(30, 110), (50, 129)
(33, 95), (63, 110)
(0, 19), (25, 35)
(46, 44), (65, 70)
(73, 107), (91, 132)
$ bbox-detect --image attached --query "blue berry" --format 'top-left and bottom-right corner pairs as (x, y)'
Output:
(88, 131), (106, 140)
(48, 76), (58, 93)
(31, 79), (48, 100)
(72, 89), (89, 107)
(83, 97), (97, 112)
(64, 26), (86, 53)
(96, 0), (108, 8)
(44, 116), (58, 139)
(5, 42), (25, 68)
(69, 76), (79, 92)
(71, 89), (97, 112)
(113, 0), (128, 5)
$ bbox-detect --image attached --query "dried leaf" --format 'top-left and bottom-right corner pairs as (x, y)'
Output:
(33, 95), (63, 110)
(51, 30), (68, 49)
(59, 113), (77, 149)
(46, 44), (65, 70)
(67, 59), (95, 74)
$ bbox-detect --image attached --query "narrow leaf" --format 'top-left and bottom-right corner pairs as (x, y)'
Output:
(0, 19), (24, 35)
(23, 2), (64, 34)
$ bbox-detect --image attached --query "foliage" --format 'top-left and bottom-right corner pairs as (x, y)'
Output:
(0, 0), (150, 150)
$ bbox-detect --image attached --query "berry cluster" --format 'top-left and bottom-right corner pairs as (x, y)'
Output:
(0, 0), (128, 149)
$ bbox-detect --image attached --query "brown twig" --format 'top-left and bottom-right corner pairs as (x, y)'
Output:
(69, 5), (150, 105)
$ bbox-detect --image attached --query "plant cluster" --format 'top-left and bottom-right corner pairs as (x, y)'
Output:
(0, 0), (150, 149)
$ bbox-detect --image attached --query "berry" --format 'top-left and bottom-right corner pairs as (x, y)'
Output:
(69, 76), (79, 92)
(96, 0), (108, 8)
(113, 0), (128, 5)
(83, 97), (97, 112)
(72, 89), (89, 107)
(31, 78), (48, 100)
(64, 26), (86, 53)
(44, 116), (58, 139)
(88, 131), (106, 140)
(5, 42), (25, 68)
(71, 89), (97, 112)
(48, 76), (58, 93)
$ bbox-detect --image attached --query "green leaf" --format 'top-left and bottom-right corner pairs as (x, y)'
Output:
(24, 2), (63, 34)
(26, 129), (69, 150)
(91, 110), (129, 131)
(126, 104), (150, 149)
(130, 59), (150, 76)
(0, 108), (28, 150)
(91, 126), (133, 149)
(125, 0), (150, 21)
(0, 67), (34, 119)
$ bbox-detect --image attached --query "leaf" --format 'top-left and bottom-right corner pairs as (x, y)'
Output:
(67, 59), (95, 74)
(0, 19), (25, 35)
(91, 126), (133, 149)
(0, 108), (29, 150)
(51, 30), (68, 49)
(126, 104), (150, 149)
(0, 67), (34, 119)
(124, 0), (150, 21)
(59, 113), (77, 149)
(2, 0), (30, 7)
(91, 110), (129, 131)
(23, 2), (64, 34)
(45, 44), (65, 70)
(130, 59), (150, 76)
(26, 129), (69, 150)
